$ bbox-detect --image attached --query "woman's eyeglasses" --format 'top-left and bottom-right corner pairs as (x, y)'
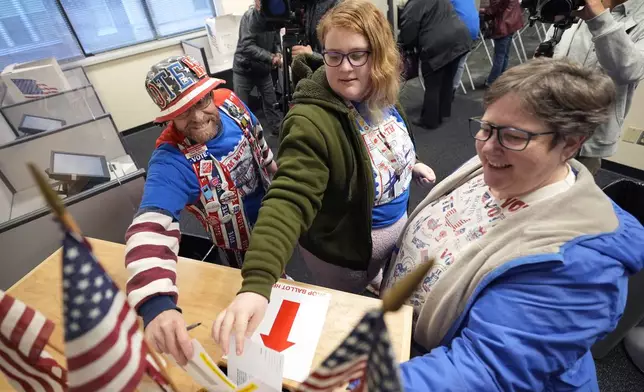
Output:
(468, 117), (556, 151)
(175, 93), (213, 120)
(322, 51), (371, 67)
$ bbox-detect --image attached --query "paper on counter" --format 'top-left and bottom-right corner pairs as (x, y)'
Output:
(228, 338), (284, 392)
(178, 339), (238, 392)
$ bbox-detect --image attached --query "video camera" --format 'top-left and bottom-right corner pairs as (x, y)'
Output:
(260, 0), (307, 31)
(260, 0), (309, 110)
(521, 0), (585, 57)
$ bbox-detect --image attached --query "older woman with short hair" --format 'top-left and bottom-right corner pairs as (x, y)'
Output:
(383, 58), (644, 391)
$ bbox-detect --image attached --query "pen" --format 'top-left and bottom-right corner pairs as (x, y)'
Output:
(187, 322), (202, 331)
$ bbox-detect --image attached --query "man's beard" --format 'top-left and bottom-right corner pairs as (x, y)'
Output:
(183, 116), (221, 144)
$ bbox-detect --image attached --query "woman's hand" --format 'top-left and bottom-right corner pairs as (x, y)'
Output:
(412, 162), (436, 188)
(212, 292), (269, 355)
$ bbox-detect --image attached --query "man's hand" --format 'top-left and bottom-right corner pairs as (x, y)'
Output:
(412, 162), (436, 188)
(573, 0), (607, 20)
(271, 54), (283, 67)
(145, 309), (194, 366)
(212, 292), (269, 355)
(292, 45), (313, 56)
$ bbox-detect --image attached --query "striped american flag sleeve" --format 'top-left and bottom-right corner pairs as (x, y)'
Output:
(124, 210), (181, 310)
(296, 310), (402, 392)
(254, 123), (274, 167)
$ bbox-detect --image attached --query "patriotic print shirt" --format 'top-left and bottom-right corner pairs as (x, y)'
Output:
(384, 166), (576, 317)
(354, 104), (415, 228)
(140, 110), (266, 226)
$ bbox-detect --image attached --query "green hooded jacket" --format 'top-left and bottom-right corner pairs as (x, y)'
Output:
(239, 54), (416, 299)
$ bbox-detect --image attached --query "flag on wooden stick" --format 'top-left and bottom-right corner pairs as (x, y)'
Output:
(295, 260), (435, 392)
(296, 310), (401, 392)
(26, 162), (178, 392)
(0, 291), (67, 392)
(62, 231), (170, 391)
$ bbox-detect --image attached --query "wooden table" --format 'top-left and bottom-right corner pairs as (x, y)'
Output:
(2, 238), (412, 391)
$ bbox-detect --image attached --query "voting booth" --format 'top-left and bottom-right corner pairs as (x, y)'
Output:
(0, 114), (139, 224)
(0, 62), (145, 290)
(0, 112), (145, 289)
(0, 67), (98, 142)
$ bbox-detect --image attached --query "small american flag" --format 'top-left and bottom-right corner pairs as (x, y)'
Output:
(11, 78), (59, 98)
(296, 310), (402, 392)
(62, 231), (169, 391)
(0, 291), (67, 392)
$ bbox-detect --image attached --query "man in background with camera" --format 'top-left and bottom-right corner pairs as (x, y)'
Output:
(550, 0), (644, 174)
(261, 0), (340, 58)
(290, 0), (340, 57)
(233, 0), (284, 136)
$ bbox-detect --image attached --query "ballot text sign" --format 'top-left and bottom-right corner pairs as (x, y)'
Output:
(249, 282), (331, 382)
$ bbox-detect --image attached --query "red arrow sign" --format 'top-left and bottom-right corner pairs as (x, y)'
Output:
(261, 299), (300, 352)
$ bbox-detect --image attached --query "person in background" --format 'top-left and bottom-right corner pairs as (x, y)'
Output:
(212, 0), (437, 355)
(233, 0), (284, 136)
(258, 0), (338, 58)
(290, 0), (340, 57)
(551, 0), (644, 174)
(449, 0), (480, 95)
(398, 0), (472, 129)
(384, 58), (644, 391)
(481, 0), (524, 86)
(124, 55), (277, 366)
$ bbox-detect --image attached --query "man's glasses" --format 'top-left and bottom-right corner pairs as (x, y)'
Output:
(322, 51), (371, 67)
(175, 93), (213, 120)
(468, 117), (557, 151)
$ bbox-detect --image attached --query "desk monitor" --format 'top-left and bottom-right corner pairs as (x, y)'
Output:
(18, 115), (66, 135)
(49, 151), (111, 183)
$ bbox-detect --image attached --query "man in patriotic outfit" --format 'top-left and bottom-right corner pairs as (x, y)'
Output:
(124, 55), (277, 366)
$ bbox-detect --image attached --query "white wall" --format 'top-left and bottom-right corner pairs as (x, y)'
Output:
(606, 84), (644, 171)
(84, 45), (184, 131)
(213, 0), (253, 16)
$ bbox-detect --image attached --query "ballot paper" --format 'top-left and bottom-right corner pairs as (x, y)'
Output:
(180, 340), (238, 392)
(228, 338), (284, 392)
(170, 339), (282, 392)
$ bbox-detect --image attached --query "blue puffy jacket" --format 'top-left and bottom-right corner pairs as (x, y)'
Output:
(400, 204), (644, 391)
(397, 159), (644, 391)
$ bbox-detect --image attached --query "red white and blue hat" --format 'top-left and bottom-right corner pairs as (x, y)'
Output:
(145, 55), (225, 123)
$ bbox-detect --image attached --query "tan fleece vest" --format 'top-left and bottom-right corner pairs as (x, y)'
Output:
(393, 158), (620, 350)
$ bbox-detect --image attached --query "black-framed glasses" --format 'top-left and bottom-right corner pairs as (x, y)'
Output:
(468, 117), (557, 151)
(175, 93), (213, 120)
(322, 50), (371, 67)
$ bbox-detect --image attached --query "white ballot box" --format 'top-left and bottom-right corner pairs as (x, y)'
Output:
(205, 15), (242, 68)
